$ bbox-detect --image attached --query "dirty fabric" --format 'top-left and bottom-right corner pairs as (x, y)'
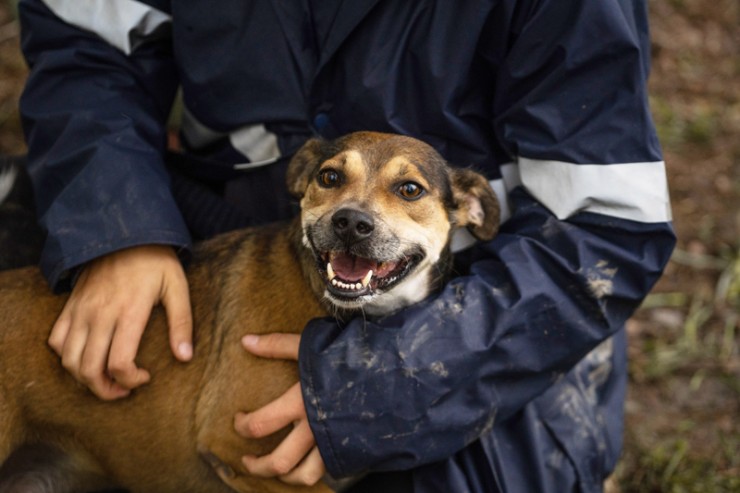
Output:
(302, 190), (669, 491)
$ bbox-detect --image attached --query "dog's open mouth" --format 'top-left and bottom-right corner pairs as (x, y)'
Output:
(319, 250), (422, 300)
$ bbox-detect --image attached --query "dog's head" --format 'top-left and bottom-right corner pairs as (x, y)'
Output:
(287, 132), (499, 315)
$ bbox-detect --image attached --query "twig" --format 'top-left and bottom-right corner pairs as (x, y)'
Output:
(671, 249), (728, 270)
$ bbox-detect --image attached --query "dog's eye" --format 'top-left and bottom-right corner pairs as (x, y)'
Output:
(317, 169), (341, 188)
(397, 182), (425, 200)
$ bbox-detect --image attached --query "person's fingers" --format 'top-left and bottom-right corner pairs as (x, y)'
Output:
(56, 309), (131, 400)
(278, 447), (326, 486)
(88, 378), (132, 400)
(57, 312), (91, 382)
(78, 313), (129, 399)
(234, 383), (304, 439)
(106, 306), (152, 390)
(241, 333), (300, 361)
(161, 263), (193, 362)
(235, 334), (322, 484)
(48, 307), (72, 356)
(241, 420), (315, 478)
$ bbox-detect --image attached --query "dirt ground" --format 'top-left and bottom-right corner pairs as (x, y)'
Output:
(0, 1), (737, 491)
(616, 1), (739, 491)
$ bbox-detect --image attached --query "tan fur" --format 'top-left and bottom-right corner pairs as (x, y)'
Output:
(0, 132), (498, 493)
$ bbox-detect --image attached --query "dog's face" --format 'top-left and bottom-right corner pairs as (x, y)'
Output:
(287, 132), (499, 315)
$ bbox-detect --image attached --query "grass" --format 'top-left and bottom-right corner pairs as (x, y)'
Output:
(618, 435), (740, 493)
(619, 247), (739, 491)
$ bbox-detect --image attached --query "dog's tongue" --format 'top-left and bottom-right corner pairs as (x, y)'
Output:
(330, 252), (377, 281)
(330, 252), (401, 282)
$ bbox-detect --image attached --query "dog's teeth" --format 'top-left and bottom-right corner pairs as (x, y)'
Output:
(330, 274), (369, 292)
(326, 270), (373, 291)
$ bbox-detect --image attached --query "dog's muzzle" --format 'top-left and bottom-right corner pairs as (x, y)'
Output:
(308, 208), (425, 302)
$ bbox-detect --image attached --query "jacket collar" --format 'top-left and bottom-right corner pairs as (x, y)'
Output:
(315, 0), (382, 72)
(271, 0), (382, 75)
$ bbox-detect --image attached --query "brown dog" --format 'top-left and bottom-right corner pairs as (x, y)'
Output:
(0, 132), (499, 493)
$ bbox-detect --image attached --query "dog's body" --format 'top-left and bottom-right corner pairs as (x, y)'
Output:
(0, 225), (325, 493)
(0, 132), (498, 493)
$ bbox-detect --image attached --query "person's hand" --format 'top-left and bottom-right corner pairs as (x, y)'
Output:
(235, 333), (326, 486)
(48, 245), (193, 400)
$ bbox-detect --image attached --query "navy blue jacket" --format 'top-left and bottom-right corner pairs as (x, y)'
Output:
(19, 1), (675, 491)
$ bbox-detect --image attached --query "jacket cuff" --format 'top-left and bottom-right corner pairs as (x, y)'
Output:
(42, 229), (191, 293)
(299, 319), (348, 478)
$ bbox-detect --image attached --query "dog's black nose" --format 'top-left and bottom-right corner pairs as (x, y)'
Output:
(332, 208), (375, 243)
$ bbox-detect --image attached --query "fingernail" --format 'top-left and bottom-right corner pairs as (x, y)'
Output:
(178, 342), (193, 360)
(242, 335), (259, 348)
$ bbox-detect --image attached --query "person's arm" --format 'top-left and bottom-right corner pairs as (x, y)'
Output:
(18, 0), (192, 399)
(19, 0), (187, 289)
(297, 0), (675, 478)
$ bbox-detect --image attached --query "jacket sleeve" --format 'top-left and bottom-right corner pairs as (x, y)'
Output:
(18, 0), (188, 290)
(299, 0), (676, 478)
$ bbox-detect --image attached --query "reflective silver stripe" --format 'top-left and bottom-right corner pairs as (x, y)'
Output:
(498, 162), (521, 222)
(181, 107), (282, 170)
(42, 0), (171, 55)
(0, 162), (18, 206)
(519, 158), (672, 223)
(230, 125), (281, 169)
(450, 156), (671, 252)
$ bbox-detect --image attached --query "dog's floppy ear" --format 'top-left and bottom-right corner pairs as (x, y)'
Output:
(286, 138), (328, 199)
(450, 168), (500, 241)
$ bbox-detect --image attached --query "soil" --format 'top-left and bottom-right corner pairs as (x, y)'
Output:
(618, 1), (739, 491)
(0, 1), (737, 491)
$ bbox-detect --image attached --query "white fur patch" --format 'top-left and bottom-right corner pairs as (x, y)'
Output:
(325, 262), (434, 317)
(363, 267), (432, 316)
